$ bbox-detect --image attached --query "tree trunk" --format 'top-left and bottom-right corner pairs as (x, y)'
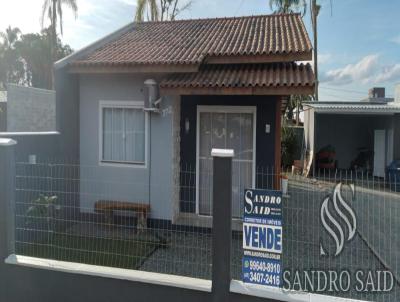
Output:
(312, 0), (319, 101)
(50, 0), (57, 89)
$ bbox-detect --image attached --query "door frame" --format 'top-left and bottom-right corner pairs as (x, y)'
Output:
(195, 105), (257, 215)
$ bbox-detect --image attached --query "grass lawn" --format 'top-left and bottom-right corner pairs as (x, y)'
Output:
(16, 232), (161, 270)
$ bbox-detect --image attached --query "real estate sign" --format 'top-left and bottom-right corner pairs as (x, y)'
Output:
(242, 189), (283, 287)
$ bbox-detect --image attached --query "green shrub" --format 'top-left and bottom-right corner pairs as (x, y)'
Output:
(281, 125), (298, 168)
(26, 194), (58, 226)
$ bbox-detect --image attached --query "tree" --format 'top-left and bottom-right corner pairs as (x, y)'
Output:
(41, 0), (77, 87)
(0, 27), (73, 90)
(16, 28), (73, 89)
(281, 123), (298, 168)
(135, 0), (192, 22)
(135, 0), (159, 21)
(269, 0), (307, 16)
(285, 95), (312, 125)
(0, 26), (25, 89)
(159, 0), (192, 21)
(0, 26), (21, 49)
(311, 0), (322, 100)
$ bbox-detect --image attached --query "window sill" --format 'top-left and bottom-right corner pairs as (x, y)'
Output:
(5, 254), (211, 293)
(98, 161), (147, 169)
(230, 280), (367, 302)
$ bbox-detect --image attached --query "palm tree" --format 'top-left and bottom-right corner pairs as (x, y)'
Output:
(269, 0), (307, 16)
(41, 0), (77, 87)
(135, 0), (159, 21)
(135, 0), (192, 22)
(0, 26), (24, 89)
(0, 26), (21, 49)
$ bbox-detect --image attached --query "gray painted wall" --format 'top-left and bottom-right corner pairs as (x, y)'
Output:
(394, 114), (400, 160)
(0, 133), (61, 162)
(0, 102), (6, 131)
(79, 74), (175, 220)
(55, 68), (80, 161)
(7, 84), (56, 132)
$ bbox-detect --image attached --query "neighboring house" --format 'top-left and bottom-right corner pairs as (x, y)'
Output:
(0, 84), (56, 132)
(304, 86), (400, 177)
(54, 14), (314, 224)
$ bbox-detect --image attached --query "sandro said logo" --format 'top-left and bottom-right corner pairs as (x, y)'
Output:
(320, 182), (357, 257)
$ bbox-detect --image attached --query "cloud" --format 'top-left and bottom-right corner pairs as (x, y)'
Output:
(0, 0), (43, 34)
(0, 0), (137, 50)
(318, 53), (332, 65)
(321, 54), (380, 85)
(116, 0), (137, 5)
(321, 54), (400, 86)
(55, 0), (138, 49)
(375, 64), (400, 83)
(390, 35), (400, 45)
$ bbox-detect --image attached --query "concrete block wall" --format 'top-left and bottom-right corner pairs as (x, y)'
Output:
(7, 84), (56, 132)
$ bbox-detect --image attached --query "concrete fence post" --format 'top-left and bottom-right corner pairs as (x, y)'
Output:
(0, 138), (17, 260)
(211, 148), (234, 302)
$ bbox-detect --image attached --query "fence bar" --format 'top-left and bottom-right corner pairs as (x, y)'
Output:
(0, 138), (17, 259)
(211, 148), (234, 302)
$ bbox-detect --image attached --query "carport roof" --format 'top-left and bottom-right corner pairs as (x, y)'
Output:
(304, 101), (400, 114)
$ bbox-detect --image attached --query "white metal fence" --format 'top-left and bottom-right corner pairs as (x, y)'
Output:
(232, 168), (400, 301)
(14, 161), (212, 279)
(13, 161), (400, 301)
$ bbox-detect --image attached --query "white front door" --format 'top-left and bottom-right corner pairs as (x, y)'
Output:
(196, 106), (256, 218)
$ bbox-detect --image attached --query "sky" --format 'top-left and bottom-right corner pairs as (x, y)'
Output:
(1, 0), (399, 101)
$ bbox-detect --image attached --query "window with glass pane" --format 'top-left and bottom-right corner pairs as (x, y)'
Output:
(102, 107), (145, 164)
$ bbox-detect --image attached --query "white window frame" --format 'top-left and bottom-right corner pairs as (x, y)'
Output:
(195, 105), (257, 215)
(98, 100), (148, 168)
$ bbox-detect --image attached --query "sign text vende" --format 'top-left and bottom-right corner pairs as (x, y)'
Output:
(243, 223), (282, 254)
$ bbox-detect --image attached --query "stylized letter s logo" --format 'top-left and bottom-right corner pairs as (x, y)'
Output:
(244, 190), (253, 214)
(320, 183), (356, 257)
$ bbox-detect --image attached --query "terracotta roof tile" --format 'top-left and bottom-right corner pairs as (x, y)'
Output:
(72, 14), (312, 67)
(160, 63), (314, 89)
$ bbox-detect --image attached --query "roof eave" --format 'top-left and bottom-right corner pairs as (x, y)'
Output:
(160, 85), (314, 96)
(312, 108), (400, 114)
(67, 63), (200, 74)
(205, 52), (312, 64)
(68, 51), (313, 74)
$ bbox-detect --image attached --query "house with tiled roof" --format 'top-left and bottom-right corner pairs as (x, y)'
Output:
(55, 13), (314, 224)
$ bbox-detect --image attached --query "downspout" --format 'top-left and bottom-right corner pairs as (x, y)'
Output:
(144, 79), (160, 211)
(148, 111), (152, 208)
